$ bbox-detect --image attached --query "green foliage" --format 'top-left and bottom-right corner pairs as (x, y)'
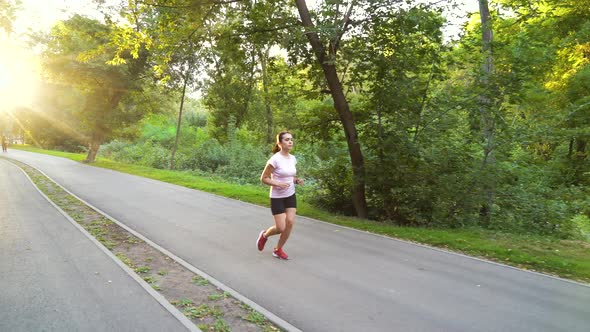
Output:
(216, 143), (268, 183)
(307, 146), (355, 215)
(101, 140), (170, 169)
(11, 83), (87, 151)
(33, 14), (154, 161)
(23, 0), (589, 240)
(572, 214), (590, 241)
(192, 138), (229, 172)
(0, 0), (18, 33)
(12, 145), (590, 282)
(102, 123), (269, 184)
(491, 155), (588, 238)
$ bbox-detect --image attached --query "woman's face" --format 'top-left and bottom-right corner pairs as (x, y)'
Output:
(279, 133), (294, 151)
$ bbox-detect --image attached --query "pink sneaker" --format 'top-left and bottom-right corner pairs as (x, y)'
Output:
(256, 230), (267, 251)
(273, 248), (289, 260)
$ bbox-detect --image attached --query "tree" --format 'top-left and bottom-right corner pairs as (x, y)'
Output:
(40, 15), (149, 162)
(14, 82), (86, 150)
(487, 0), (590, 184)
(476, 0), (496, 222)
(346, 5), (450, 223)
(101, 0), (369, 217)
(448, 0), (590, 233)
(202, 27), (257, 142)
(294, 0), (368, 218)
(200, 0), (294, 143)
(111, 0), (212, 169)
(0, 0), (18, 33)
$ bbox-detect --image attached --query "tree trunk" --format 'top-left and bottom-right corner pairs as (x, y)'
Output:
(478, 0), (496, 222)
(171, 70), (190, 170)
(574, 138), (587, 184)
(84, 131), (104, 163)
(83, 89), (124, 163)
(295, 0), (368, 218)
(260, 47), (274, 144)
(576, 139), (587, 159)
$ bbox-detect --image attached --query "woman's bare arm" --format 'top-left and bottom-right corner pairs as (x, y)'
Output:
(261, 164), (290, 189)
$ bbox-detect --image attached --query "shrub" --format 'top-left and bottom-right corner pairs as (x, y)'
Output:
(307, 153), (355, 216)
(216, 141), (267, 183)
(192, 139), (229, 172)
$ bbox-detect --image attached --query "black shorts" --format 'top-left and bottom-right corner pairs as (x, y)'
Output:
(270, 194), (297, 215)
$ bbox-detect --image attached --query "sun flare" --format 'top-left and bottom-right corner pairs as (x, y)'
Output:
(0, 34), (40, 111)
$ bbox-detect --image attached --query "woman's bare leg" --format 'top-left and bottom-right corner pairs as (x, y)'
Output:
(264, 213), (286, 238)
(276, 208), (296, 249)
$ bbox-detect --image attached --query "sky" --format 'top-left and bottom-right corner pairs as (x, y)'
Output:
(12, 0), (104, 35)
(1, 0), (105, 110)
(1, 0), (480, 110)
(0, 27), (39, 109)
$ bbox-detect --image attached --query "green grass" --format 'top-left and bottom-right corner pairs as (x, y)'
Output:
(135, 266), (151, 274)
(183, 304), (223, 320)
(143, 276), (157, 284)
(208, 292), (230, 301)
(172, 299), (195, 307)
(244, 311), (267, 324)
(11, 145), (590, 283)
(192, 275), (210, 286)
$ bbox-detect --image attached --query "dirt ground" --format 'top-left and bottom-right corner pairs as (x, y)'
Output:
(7, 158), (280, 332)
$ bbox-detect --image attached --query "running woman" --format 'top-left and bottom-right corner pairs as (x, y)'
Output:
(256, 131), (304, 259)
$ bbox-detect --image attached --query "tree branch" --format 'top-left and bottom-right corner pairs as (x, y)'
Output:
(295, 0), (326, 64)
(135, 0), (245, 9)
(332, 0), (356, 55)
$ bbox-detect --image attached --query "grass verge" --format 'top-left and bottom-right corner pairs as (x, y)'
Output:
(10, 145), (590, 284)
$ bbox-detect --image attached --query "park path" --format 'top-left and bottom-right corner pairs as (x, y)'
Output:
(0, 157), (194, 331)
(4, 150), (590, 332)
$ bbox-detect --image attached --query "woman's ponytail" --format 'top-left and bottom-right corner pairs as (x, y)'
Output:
(272, 143), (281, 153)
(272, 131), (290, 153)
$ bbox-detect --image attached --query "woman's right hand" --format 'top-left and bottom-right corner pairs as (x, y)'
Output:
(276, 182), (291, 189)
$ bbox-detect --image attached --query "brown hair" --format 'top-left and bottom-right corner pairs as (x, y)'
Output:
(272, 131), (291, 153)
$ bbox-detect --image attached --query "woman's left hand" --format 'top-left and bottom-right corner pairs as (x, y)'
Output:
(295, 178), (304, 186)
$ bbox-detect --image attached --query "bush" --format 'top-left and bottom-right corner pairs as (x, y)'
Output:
(100, 140), (170, 169)
(138, 142), (170, 169)
(491, 155), (590, 238)
(572, 214), (590, 240)
(216, 140), (268, 183)
(192, 139), (229, 172)
(306, 152), (355, 216)
(100, 140), (133, 161)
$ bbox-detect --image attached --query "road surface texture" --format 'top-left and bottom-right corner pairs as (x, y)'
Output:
(4, 150), (590, 332)
(0, 158), (193, 331)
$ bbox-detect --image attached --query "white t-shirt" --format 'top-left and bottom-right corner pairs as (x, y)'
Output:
(267, 152), (297, 198)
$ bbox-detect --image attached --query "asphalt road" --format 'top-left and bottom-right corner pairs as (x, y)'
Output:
(0, 158), (192, 331)
(4, 150), (590, 332)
